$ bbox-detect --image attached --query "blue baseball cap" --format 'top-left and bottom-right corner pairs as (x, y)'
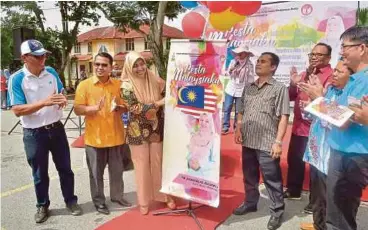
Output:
(21, 39), (51, 56)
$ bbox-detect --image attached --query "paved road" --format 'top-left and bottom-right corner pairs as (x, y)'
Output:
(1, 104), (368, 230)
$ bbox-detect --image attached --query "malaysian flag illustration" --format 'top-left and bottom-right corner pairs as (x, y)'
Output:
(177, 85), (217, 118)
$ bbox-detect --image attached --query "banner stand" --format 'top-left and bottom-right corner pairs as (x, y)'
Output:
(152, 201), (205, 230)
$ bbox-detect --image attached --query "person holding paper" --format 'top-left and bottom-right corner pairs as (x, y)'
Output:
(74, 52), (132, 215)
(121, 51), (176, 215)
(7, 39), (82, 223)
(233, 52), (290, 230)
(297, 60), (352, 230)
(285, 43), (333, 214)
(222, 44), (255, 135)
(324, 26), (368, 230)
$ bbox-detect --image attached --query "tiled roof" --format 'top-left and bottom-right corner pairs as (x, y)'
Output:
(114, 51), (153, 61)
(72, 54), (93, 61)
(78, 24), (186, 43)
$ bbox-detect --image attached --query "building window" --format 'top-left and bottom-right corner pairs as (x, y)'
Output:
(144, 38), (149, 50)
(89, 62), (93, 73)
(88, 42), (92, 53)
(74, 42), (81, 53)
(126, 38), (134, 51)
(166, 38), (171, 50)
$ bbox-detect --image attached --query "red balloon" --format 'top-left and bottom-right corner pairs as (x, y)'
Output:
(182, 12), (206, 38)
(231, 1), (262, 16)
(199, 1), (207, 7)
(206, 1), (233, 13)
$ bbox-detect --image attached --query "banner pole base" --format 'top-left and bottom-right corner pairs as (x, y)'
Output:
(152, 201), (205, 230)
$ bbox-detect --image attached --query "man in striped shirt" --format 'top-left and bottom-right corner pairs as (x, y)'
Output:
(233, 52), (290, 230)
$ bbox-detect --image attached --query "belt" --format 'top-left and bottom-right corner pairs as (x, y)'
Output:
(29, 121), (63, 130)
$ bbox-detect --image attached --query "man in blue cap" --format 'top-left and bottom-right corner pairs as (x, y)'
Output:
(7, 39), (82, 223)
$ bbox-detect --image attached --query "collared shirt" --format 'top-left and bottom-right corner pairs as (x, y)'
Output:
(327, 67), (368, 154)
(303, 86), (343, 174)
(74, 76), (125, 148)
(238, 77), (290, 152)
(225, 58), (255, 97)
(7, 66), (64, 128)
(289, 64), (333, 137)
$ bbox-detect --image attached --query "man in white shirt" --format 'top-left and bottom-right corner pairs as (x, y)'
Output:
(7, 40), (82, 223)
(222, 44), (255, 134)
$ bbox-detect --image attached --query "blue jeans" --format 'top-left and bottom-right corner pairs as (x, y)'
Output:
(222, 93), (242, 132)
(23, 122), (78, 208)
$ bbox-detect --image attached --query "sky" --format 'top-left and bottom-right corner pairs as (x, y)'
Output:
(39, 1), (185, 34)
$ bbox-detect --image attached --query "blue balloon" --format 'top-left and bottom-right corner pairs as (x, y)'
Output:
(180, 1), (198, 9)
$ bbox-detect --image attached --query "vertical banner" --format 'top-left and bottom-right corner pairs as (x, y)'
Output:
(161, 40), (227, 208)
(203, 1), (357, 86)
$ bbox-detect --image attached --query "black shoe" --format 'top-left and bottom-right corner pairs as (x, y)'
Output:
(283, 190), (301, 200)
(35, 206), (49, 223)
(111, 198), (132, 207)
(66, 203), (83, 216)
(303, 203), (313, 214)
(232, 202), (257, 215)
(95, 204), (110, 215)
(267, 216), (282, 230)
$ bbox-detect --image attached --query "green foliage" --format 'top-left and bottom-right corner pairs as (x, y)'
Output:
(357, 7), (368, 26)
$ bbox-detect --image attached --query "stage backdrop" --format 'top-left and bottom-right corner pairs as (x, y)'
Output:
(203, 1), (357, 86)
(161, 39), (227, 208)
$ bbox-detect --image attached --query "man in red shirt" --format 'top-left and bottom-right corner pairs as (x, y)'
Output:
(284, 43), (333, 213)
(1, 70), (8, 110)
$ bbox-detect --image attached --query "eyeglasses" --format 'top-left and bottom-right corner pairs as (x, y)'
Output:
(94, 62), (108, 68)
(340, 43), (362, 51)
(308, 53), (329, 58)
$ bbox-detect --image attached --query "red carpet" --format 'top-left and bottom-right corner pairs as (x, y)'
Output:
(88, 124), (368, 230)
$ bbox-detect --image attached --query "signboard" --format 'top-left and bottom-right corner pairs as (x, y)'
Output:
(161, 39), (227, 207)
(203, 1), (357, 86)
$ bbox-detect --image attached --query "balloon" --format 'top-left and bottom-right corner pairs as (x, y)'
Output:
(206, 1), (233, 13)
(182, 12), (206, 38)
(209, 9), (246, 31)
(180, 1), (198, 9)
(198, 1), (207, 7)
(231, 1), (262, 16)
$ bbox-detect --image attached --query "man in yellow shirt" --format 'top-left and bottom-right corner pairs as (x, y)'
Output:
(74, 52), (131, 215)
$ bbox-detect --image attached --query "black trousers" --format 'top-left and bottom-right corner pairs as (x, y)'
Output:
(242, 147), (285, 218)
(286, 134), (310, 197)
(310, 165), (327, 230)
(326, 149), (368, 230)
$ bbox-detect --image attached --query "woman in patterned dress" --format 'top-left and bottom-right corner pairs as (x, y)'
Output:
(121, 51), (176, 215)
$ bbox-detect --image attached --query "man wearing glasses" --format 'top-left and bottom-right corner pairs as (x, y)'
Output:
(7, 40), (82, 223)
(326, 26), (368, 230)
(74, 52), (132, 215)
(284, 43), (333, 213)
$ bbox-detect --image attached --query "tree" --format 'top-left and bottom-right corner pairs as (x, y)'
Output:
(100, 1), (184, 78)
(357, 7), (368, 26)
(1, 1), (101, 88)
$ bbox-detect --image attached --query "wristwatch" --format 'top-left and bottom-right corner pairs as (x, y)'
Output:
(274, 140), (283, 145)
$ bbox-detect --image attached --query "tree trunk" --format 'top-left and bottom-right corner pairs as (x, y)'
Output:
(149, 1), (168, 79)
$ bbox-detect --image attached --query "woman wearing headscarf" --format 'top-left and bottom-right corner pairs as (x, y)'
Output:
(121, 51), (176, 215)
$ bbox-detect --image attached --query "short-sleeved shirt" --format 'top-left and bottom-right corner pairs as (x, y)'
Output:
(327, 67), (368, 154)
(7, 66), (64, 128)
(238, 77), (290, 152)
(74, 76), (125, 148)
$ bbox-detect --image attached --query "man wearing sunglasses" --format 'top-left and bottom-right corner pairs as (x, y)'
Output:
(7, 39), (82, 223)
(325, 26), (368, 230)
(284, 43), (333, 213)
(74, 52), (132, 215)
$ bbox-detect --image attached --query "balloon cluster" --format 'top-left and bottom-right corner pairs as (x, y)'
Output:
(181, 1), (262, 38)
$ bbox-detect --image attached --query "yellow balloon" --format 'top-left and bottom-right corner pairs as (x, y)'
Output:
(209, 9), (246, 31)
